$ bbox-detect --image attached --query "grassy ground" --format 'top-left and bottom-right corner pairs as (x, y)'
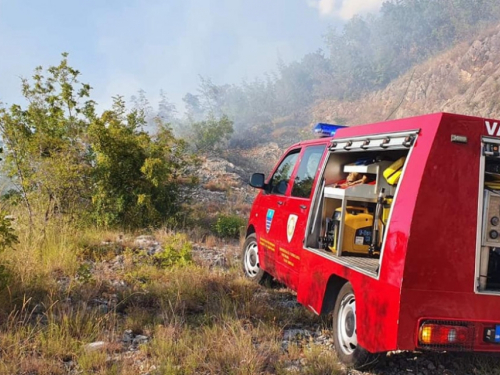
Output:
(0, 223), (339, 375)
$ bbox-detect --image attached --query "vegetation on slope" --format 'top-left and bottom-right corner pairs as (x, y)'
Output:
(0, 55), (238, 231)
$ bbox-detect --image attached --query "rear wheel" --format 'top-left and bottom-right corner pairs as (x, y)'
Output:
(333, 282), (375, 368)
(241, 234), (271, 284)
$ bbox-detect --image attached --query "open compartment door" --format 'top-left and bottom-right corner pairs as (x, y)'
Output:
(477, 137), (500, 293)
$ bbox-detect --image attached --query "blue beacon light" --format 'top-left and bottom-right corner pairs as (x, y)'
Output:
(313, 123), (347, 138)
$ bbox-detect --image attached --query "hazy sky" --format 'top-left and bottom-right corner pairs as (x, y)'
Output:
(0, 0), (384, 111)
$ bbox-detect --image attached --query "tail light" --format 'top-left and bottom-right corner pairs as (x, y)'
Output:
(418, 320), (475, 351)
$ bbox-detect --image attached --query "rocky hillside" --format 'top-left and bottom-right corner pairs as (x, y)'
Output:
(313, 24), (500, 126)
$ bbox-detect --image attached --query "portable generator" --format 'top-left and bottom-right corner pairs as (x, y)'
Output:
(328, 206), (376, 255)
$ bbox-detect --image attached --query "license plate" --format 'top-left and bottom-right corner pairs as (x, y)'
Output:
(495, 325), (500, 343)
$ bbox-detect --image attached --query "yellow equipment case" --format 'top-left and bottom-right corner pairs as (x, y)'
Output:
(329, 206), (375, 254)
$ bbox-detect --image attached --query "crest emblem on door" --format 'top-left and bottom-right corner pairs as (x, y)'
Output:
(266, 209), (275, 233)
(287, 214), (298, 243)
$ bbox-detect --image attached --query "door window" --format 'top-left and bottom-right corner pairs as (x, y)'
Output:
(291, 145), (326, 198)
(269, 150), (300, 195)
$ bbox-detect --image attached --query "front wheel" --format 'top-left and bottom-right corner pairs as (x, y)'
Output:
(332, 282), (375, 368)
(241, 234), (271, 284)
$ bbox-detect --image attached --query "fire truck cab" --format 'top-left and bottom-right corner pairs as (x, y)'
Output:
(242, 112), (500, 366)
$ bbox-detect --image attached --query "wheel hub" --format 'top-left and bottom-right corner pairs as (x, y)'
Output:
(249, 252), (257, 266)
(337, 293), (358, 355)
(345, 311), (355, 337)
(244, 241), (260, 277)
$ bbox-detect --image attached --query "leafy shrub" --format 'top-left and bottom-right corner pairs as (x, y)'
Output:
(213, 214), (245, 239)
(191, 114), (234, 153)
(76, 262), (93, 284)
(0, 214), (18, 252)
(154, 233), (193, 268)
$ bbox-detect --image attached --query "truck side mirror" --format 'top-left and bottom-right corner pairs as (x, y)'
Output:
(249, 173), (265, 189)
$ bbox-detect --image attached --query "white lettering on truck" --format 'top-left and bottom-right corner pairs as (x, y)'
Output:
(485, 121), (500, 136)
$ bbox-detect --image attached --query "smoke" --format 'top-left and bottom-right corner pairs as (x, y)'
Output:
(308, 0), (384, 19)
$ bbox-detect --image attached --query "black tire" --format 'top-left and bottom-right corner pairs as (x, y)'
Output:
(241, 234), (271, 285)
(332, 282), (376, 368)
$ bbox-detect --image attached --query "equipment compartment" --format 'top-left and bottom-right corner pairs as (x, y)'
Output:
(306, 145), (411, 275)
(321, 160), (394, 256)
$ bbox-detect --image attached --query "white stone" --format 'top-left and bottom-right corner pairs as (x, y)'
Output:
(85, 341), (106, 351)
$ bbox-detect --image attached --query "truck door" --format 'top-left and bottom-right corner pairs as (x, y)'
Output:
(256, 148), (301, 274)
(274, 144), (327, 290)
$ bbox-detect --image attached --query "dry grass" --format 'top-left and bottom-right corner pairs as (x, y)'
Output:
(148, 320), (282, 374)
(203, 176), (240, 193)
(204, 181), (229, 192)
(0, 222), (332, 374)
(204, 234), (218, 247)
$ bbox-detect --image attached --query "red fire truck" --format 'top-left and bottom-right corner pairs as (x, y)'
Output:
(242, 112), (500, 366)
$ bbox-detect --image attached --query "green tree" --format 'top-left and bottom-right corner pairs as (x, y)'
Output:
(190, 114), (234, 154)
(0, 53), (95, 226)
